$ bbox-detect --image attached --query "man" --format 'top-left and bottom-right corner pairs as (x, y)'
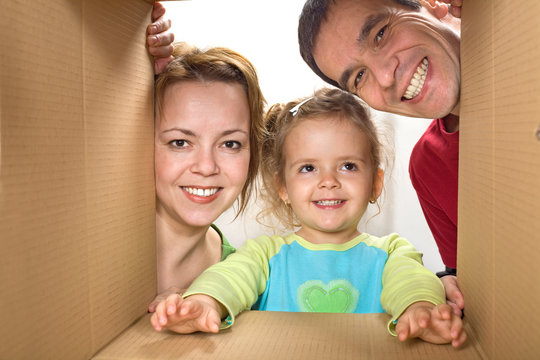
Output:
(297, 0), (463, 314)
(146, 0), (464, 314)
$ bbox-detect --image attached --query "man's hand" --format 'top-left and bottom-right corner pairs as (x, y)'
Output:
(439, 0), (462, 18)
(441, 275), (464, 316)
(146, 2), (174, 74)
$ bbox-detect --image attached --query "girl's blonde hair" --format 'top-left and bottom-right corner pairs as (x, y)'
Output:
(155, 42), (266, 216)
(258, 87), (386, 230)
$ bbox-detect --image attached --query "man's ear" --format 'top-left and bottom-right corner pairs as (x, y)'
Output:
(419, 0), (449, 20)
(371, 169), (384, 202)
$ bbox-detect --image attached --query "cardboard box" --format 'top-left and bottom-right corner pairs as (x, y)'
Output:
(1, 0), (538, 359)
(1, 1), (156, 359)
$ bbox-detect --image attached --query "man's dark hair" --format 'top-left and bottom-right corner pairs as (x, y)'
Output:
(298, 0), (422, 88)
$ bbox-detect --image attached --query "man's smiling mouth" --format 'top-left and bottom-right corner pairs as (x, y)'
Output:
(402, 57), (428, 100)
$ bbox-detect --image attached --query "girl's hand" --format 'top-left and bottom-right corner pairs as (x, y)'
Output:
(395, 302), (467, 347)
(146, 2), (174, 74)
(148, 286), (184, 313)
(150, 294), (222, 334)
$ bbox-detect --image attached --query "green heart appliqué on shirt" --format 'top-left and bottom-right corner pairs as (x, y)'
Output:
(297, 279), (359, 313)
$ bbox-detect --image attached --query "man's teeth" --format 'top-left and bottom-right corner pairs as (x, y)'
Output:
(183, 187), (219, 197)
(403, 58), (428, 100)
(316, 200), (343, 206)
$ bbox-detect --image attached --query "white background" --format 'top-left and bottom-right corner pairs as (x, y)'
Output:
(162, 0), (444, 273)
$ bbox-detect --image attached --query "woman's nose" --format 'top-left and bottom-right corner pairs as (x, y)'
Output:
(191, 148), (219, 176)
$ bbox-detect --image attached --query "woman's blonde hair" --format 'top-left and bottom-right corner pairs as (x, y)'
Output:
(155, 42), (266, 216)
(258, 87), (387, 230)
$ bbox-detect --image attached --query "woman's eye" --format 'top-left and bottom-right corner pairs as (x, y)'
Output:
(342, 162), (357, 171)
(299, 164), (315, 173)
(375, 25), (387, 43)
(354, 70), (365, 88)
(169, 139), (188, 148)
(223, 140), (241, 149)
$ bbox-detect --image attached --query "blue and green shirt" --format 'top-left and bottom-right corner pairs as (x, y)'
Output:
(184, 232), (445, 335)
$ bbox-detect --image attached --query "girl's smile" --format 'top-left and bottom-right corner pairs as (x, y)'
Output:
(279, 115), (383, 244)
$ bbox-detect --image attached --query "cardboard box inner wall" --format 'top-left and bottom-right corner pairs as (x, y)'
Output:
(0, 1), (156, 359)
(2, 0), (539, 359)
(459, 0), (540, 358)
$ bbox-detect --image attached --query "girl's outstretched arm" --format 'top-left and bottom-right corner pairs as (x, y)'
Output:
(150, 293), (223, 334)
(395, 301), (467, 348)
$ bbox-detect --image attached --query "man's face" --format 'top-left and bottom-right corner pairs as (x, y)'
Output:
(312, 0), (460, 119)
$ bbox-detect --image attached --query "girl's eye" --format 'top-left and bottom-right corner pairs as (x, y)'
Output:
(342, 162), (357, 171)
(169, 139), (188, 148)
(375, 25), (388, 43)
(354, 70), (365, 89)
(299, 164), (315, 173)
(222, 140), (241, 149)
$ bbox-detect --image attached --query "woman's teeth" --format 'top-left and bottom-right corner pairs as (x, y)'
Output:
(403, 58), (428, 100)
(183, 187), (219, 197)
(316, 200), (343, 206)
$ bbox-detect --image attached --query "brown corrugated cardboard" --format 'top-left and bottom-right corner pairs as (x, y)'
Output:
(2, 0), (539, 359)
(1, 1), (156, 359)
(93, 312), (483, 360)
(459, 0), (540, 359)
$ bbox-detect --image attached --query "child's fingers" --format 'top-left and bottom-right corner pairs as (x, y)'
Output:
(395, 319), (411, 341)
(150, 312), (162, 332)
(153, 297), (171, 327)
(435, 304), (453, 321)
(147, 299), (158, 313)
(449, 313), (466, 347)
(416, 308), (432, 329)
(452, 327), (467, 347)
(164, 294), (182, 315)
(204, 311), (221, 333)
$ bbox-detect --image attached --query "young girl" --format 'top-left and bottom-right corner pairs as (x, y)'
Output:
(150, 88), (466, 347)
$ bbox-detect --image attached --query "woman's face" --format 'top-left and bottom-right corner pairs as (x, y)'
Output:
(155, 81), (251, 228)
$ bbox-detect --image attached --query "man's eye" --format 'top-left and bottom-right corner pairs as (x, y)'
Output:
(375, 25), (388, 43)
(299, 165), (315, 173)
(223, 140), (241, 149)
(354, 70), (365, 88)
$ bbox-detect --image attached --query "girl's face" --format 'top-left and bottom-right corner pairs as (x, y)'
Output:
(155, 81), (251, 228)
(279, 116), (382, 244)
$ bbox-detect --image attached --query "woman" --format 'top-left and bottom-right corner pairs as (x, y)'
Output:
(149, 42), (265, 311)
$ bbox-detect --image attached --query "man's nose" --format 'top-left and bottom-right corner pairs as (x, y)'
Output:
(370, 53), (398, 89)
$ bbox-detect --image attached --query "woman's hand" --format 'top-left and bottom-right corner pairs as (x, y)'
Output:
(146, 2), (174, 74)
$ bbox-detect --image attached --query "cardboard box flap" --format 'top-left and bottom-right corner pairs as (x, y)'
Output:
(459, 0), (540, 358)
(1, 1), (156, 359)
(93, 312), (484, 360)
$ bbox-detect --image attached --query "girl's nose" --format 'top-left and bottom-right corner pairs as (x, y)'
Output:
(318, 170), (340, 189)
